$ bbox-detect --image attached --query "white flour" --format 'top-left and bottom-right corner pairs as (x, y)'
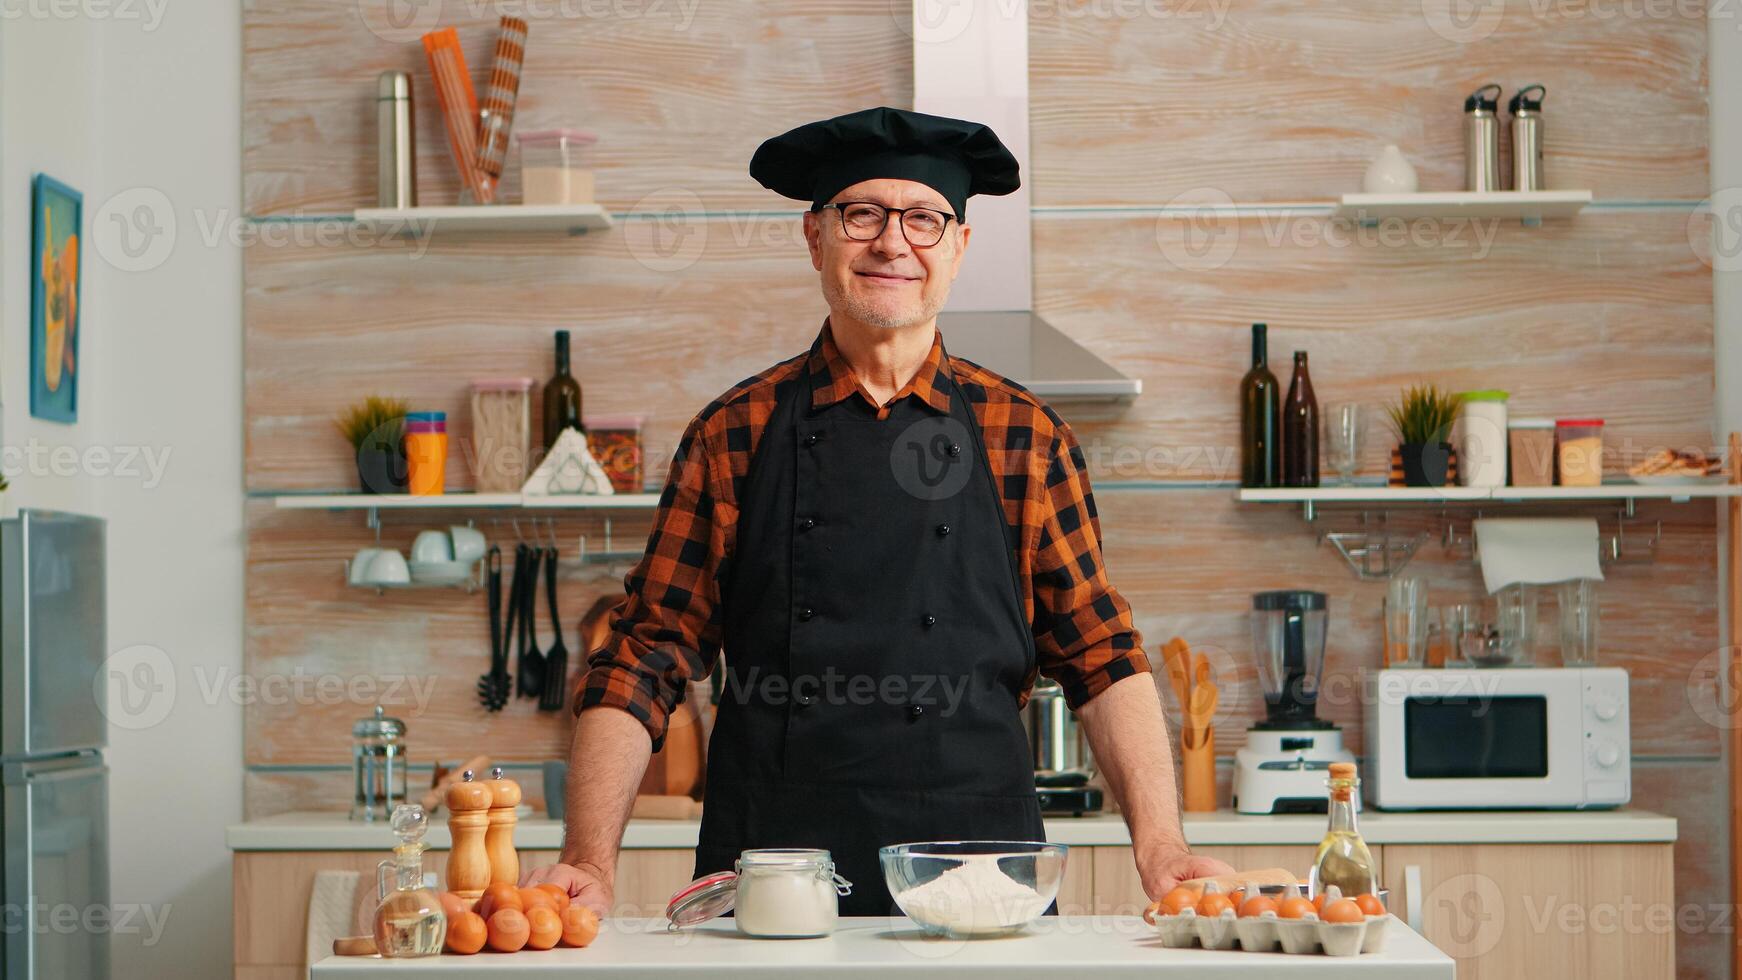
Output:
(894, 855), (1048, 933)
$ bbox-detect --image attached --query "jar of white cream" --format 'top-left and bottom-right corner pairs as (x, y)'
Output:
(733, 849), (851, 938)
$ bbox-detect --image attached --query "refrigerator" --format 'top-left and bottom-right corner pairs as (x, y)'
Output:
(0, 510), (109, 980)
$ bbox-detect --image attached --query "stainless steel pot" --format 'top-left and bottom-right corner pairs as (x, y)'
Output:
(1025, 679), (1094, 786)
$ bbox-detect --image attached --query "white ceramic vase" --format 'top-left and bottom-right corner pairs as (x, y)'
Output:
(1363, 145), (1419, 194)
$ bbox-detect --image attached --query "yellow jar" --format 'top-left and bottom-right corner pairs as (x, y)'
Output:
(1554, 418), (1604, 487)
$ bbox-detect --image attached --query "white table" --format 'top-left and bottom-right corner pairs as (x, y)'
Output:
(311, 915), (1454, 978)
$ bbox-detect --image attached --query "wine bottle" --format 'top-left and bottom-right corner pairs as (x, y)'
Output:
(541, 330), (584, 452)
(1283, 350), (1319, 487)
(1239, 323), (1282, 488)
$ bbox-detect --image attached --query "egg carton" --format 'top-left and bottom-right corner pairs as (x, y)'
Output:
(1147, 909), (1391, 957)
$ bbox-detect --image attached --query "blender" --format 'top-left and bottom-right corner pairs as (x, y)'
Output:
(1232, 590), (1356, 814)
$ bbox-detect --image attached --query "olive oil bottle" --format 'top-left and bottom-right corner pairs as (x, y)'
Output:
(1309, 761), (1376, 898)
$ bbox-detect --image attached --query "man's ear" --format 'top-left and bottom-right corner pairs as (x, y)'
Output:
(804, 210), (823, 271)
(949, 221), (971, 280)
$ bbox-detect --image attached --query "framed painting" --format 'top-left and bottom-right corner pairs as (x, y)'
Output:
(31, 174), (82, 423)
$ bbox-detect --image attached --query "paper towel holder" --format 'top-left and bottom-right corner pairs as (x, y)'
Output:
(1440, 510), (1660, 567)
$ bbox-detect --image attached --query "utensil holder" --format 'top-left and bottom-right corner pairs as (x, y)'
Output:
(1181, 726), (1217, 812)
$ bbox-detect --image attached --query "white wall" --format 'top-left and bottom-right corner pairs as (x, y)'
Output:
(1711, 10), (1738, 980)
(2, 2), (243, 977)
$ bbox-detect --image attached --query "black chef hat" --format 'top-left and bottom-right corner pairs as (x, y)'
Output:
(749, 106), (1020, 220)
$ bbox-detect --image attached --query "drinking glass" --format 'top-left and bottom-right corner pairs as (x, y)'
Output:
(1383, 576), (1428, 667)
(1559, 579), (1600, 665)
(1494, 584), (1538, 667)
(1440, 603), (1478, 664)
(1326, 403), (1363, 486)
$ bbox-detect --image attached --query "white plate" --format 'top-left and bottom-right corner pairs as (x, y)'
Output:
(1628, 473), (1725, 486)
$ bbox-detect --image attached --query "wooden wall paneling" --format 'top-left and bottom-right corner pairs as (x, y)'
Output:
(243, 0), (914, 215)
(1028, 0), (1707, 204)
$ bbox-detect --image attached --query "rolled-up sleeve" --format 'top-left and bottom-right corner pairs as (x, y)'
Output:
(577, 419), (728, 750)
(1030, 425), (1150, 708)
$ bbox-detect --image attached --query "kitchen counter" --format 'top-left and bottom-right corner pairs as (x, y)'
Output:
(229, 807), (1676, 851)
(309, 915), (1453, 978)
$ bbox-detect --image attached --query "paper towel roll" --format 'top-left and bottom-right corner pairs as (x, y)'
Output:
(1473, 517), (1605, 594)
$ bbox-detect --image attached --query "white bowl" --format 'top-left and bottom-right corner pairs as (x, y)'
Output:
(409, 560), (473, 586)
(364, 549), (411, 585)
(410, 528), (454, 563)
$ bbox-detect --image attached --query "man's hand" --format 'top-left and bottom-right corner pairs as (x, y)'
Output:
(522, 860), (614, 917)
(1140, 849), (1238, 900)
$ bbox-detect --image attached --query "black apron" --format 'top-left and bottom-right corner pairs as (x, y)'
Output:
(693, 334), (1045, 916)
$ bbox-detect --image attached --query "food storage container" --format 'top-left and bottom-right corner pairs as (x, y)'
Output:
(1455, 390), (1508, 487)
(665, 848), (852, 939)
(404, 412), (448, 496)
(584, 414), (645, 494)
(1555, 418), (1605, 486)
(1508, 418), (1555, 486)
(470, 379), (534, 493)
(516, 129), (598, 206)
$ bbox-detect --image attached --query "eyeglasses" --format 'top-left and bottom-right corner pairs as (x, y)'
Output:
(817, 202), (957, 248)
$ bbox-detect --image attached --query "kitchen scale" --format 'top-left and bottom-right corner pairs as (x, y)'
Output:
(1232, 590), (1356, 815)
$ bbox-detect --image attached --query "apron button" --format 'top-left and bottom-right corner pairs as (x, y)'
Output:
(798, 606), (815, 621)
(800, 517), (817, 531)
(946, 443), (962, 457)
(908, 704), (925, 719)
(804, 433), (823, 447)
(796, 693), (817, 707)
(921, 614), (936, 628)
(935, 524), (951, 537)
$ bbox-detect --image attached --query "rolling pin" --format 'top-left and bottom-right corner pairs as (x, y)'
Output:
(1179, 867), (1299, 894)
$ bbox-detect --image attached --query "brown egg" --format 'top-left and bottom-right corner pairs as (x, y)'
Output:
(476, 882), (523, 922)
(486, 909), (530, 953)
(560, 906), (601, 948)
(535, 883), (572, 914)
(520, 886), (557, 913)
(1323, 898), (1365, 924)
(1355, 893), (1386, 917)
(444, 911), (487, 955)
(437, 891), (467, 922)
(525, 907), (562, 950)
(1158, 887), (1198, 916)
(1195, 892), (1234, 917)
(1277, 896), (1317, 920)
(1238, 895), (1278, 918)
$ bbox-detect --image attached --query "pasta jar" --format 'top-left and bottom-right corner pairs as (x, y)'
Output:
(663, 848), (852, 939)
(1555, 418), (1605, 487)
(404, 412), (448, 496)
(470, 379), (534, 493)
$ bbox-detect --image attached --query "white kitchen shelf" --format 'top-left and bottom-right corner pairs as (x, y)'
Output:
(1238, 483), (1738, 506)
(1334, 189), (1592, 224)
(351, 204), (613, 236)
(273, 493), (660, 511)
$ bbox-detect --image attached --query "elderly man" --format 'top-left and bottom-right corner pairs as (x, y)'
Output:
(527, 107), (1232, 916)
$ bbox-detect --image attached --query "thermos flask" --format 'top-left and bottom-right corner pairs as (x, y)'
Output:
(1463, 84), (1503, 192)
(376, 71), (416, 209)
(1509, 84), (1546, 192)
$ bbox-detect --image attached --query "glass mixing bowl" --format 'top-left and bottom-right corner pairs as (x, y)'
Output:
(879, 841), (1066, 937)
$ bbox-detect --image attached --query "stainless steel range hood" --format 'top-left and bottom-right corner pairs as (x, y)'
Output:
(913, 1), (1140, 403)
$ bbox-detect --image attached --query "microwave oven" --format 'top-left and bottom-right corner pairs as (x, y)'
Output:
(1364, 667), (1629, 811)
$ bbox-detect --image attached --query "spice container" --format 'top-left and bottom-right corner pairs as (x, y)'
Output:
(584, 414), (645, 494)
(470, 379), (534, 493)
(405, 412), (448, 496)
(1508, 418), (1554, 486)
(516, 130), (598, 205)
(1454, 390), (1508, 487)
(1555, 418), (1605, 486)
(665, 848), (852, 939)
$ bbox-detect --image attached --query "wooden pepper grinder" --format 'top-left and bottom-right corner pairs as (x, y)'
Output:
(485, 766), (522, 886)
(445, 770), (493, 904)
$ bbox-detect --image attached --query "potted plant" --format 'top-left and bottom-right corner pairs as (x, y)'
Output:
(1386, 384), (1462, 487)
(337, 396), (409, 494)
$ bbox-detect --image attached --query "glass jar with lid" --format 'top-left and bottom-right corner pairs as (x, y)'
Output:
(665, 848), (852, 938)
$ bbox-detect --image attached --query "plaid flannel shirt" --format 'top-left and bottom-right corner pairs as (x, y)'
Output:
(578, 321), (1150, 748)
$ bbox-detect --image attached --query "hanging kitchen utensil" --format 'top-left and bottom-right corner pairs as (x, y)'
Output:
(500, 543), (528, 699)
(518, 545), (546, 699)
(477, 547), (510, 711)
(539, 537), (568, 711)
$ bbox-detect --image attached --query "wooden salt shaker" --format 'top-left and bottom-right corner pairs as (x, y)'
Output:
(485, 766), (522, 886)
(445, 770), (493, 903)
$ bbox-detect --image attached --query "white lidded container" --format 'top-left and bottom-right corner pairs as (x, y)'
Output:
(1455, 390), (1509, 487)
(665, 848), (852, 939)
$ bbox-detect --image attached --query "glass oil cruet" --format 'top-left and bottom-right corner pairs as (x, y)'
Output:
(374, 803), (446, 957)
